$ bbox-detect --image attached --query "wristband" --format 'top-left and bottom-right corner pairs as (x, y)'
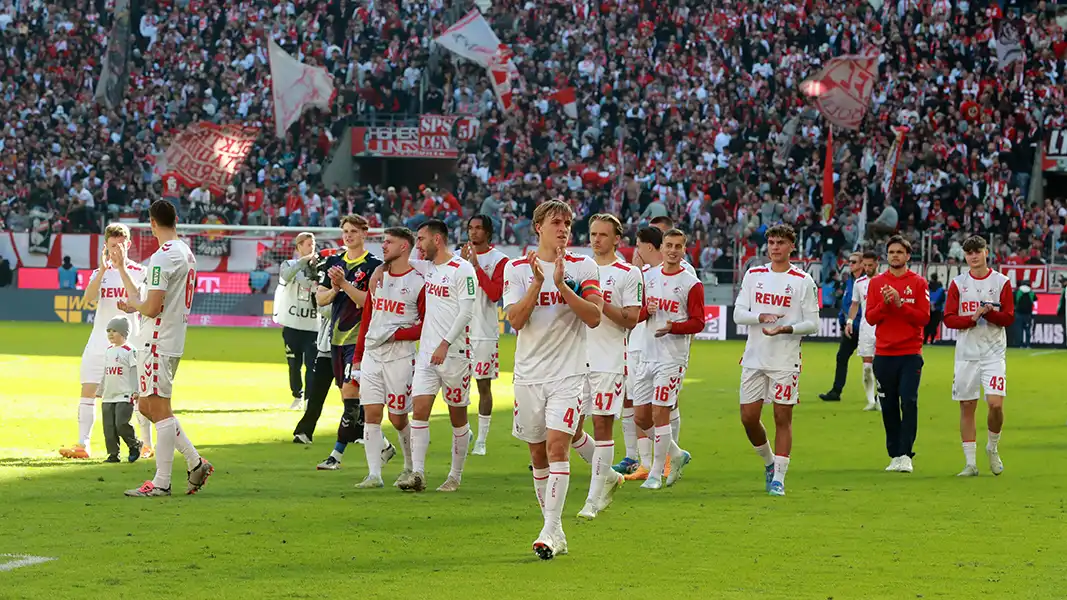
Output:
(846, 318), (853, 326)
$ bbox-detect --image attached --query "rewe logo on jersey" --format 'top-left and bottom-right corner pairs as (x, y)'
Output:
(372, 297), (407, 314)
(426, 283), (451, 297)
(537, 291), (566, 306)
(651, 297), (680, 313)
(603, 290), (614, 304)
(105, 366), (124, 376)
(99, 287), (129, 299)
(755, 292), (792, 307)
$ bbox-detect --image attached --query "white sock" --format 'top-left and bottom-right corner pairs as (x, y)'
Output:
(364, 423), (383, 478)
(621, 407), (637, 459)
(410, 419), (430, 475)
(773, 454), (790, 485)
(544, 461), (570, 532)
(571, 431), (594, 464)
(862, 363), (876, 405)
(136, 410), (153, 447)
(587, 441), (614, 503)
(649, 424), (671, 479)
(172, 418), (201, 470)
(754, 442), (774, 467)
(476, 414), (491, 444)
(987, 430), (1000, 451)
(397, 424), (412, 470)
(152, 417), (176, 489)
(78, 398), (96, 449)
(532, 467), (549, 514)
(962, 441), (977, 466)
(637, 436), (653, 469)
(449, 424), (470, 480)
(669, 407), (681, 444)
(329, 449), (344, 462)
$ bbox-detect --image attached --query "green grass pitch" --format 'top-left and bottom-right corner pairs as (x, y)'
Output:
(1, 322), (1065, 598)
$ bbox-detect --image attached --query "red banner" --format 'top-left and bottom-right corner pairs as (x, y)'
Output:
(18, 268), (252, 294)
(351, 115), (478, 158)
(999, 264), (1050, 292)
(159, 122), (260, 193)
(801, 53), (879, 130)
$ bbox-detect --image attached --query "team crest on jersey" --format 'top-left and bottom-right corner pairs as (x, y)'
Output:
(756, 281), (764, 289)
(400, 287), (409, 295)
(904, 286), (913, 295)
(605, 276), (615, 286)
(784, 285), (794, 295)
(673, 286), (681, 295)
(355, 271), (367, 283)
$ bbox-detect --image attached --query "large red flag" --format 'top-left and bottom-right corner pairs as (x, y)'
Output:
(801, 53), (879, 130)
(822, 127), (835, 224)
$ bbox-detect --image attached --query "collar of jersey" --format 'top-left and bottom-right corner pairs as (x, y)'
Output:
(343, 251), (369, 266)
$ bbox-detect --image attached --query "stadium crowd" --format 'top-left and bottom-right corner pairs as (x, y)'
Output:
(1, 0), (1066, 277)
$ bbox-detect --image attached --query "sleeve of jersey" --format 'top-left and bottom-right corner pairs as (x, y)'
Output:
(352, 296), (374, 363)
(393, 288), (425, 342)
(985, 280), (1016, 327)
(445, 267), (476, 344)
(733, 274), (761, 326)
(476, 259), (506, 302)
(790, 278), (820, 336)
(669, 282), (706, 335)
(901, 277), (931, 327)
(148, 255), (170, 291)
(865, 281), (886, 326)
(624, 269), (643, 307)
(942, 281), (974, 329)
(579, 260), (601, 300)
(501, 262), (524, 310)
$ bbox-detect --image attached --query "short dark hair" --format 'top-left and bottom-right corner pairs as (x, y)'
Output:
(636, 226), (663, 249)
(962, 235), (988, 253)
(418, 218), (449, 240)
(384, 226), (415, 248)
(862, 250), (879, 261)
(149, 200), (177, 228)
(886, 235), (912, 254)
(765, 224), (796, 244)
(650, 216), (675, 228)
(468, 214), (494, 238)
(663, 228), (688, 242)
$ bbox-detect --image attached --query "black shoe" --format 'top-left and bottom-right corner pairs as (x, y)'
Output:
(819, 391), (842, 402)
(128, 442), (142, 463)
(105, 455), (121, 463)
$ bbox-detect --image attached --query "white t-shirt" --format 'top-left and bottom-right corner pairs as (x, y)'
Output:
(734, 263), (820, 373)
(642, 264), (705, 366)
(587, 260), (643, 374)
(470, 247), (509, 341)
(412, 256), (477, 358)
(359, 267), (425, 363)
(948, 270), (1012, 361)
(853, 274), (871, 334)
(86, 261), (147, 351)
(98, 344), (138, 402)
(146, 239), (197, 357)
(502, 252), (601, 384)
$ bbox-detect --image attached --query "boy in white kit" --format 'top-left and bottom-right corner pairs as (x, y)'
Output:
(97, 316), (143, 464)
(60, 223), (152, 460)
(845, 250), (881, 411)
(352, 227), (425, 490)
(942, 235), (1014, 476)
(503, 200), (603, 560)
(733, 224), (819, 497)
(399, 219), (477, 493)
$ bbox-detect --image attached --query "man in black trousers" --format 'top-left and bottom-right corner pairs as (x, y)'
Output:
(820, 252), (864, 402)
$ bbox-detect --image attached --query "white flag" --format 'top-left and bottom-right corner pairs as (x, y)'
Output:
(268, 40), (336, 139)
(996, 20), (1024, 70)
(434, 9), (502, 67)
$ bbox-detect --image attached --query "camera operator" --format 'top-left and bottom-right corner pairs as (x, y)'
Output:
(273, 232), (320, 410)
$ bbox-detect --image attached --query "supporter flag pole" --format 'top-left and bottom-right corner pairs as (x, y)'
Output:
(822, 125), (834, 225)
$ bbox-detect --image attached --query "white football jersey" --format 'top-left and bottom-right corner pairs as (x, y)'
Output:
(503, 251), (601, 384)
(735, 263), (820, 372)
(587, 260), (643, 374)
(413, 256), (477, 358)
(627, 264), (653, 356)
(146, 240), (196, 357)
(361, 267), (425, 362)
(642, 264), (705, 366)
(86, 260), (148, 350)
(853, 275), (871, 332)
(98, 344), (138, 402)
(471, 247), (509, 341)
(947, 270), (1012, 361)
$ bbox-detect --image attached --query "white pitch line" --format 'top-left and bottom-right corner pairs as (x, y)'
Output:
(1028, 350), (1060, 357)
(0, 554), (56, 572)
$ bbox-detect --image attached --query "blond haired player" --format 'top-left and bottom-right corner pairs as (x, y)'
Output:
(351, 227), (425, 489)
(575, 214), (639, 519)
(942, 235), (1014, 477)
(460, 215), (509, 456)
(733, 224), (819, 497)
(114, 200), (213, 497)
(846, 250), (881, 411)
(503, 199), (602, 560)
(60, 223), (153, 460)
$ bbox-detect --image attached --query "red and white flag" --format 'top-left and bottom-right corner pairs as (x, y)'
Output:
(800, 53), (879, 130)
(881, 126), (909, 199)
(154, 122), (260, 194)
(268, 39), (336, 139)
(488, 46), (516, 112)
(434, 9), (504, 67)
(549, 87), (578, 119)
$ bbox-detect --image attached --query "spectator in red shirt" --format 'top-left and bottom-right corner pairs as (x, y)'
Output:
(866, 235), (930, 474)
(285, 189), (306, 227)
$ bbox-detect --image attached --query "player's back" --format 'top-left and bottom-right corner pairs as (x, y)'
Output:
(853, 275), (871, 330)
(950, 270), (1011, 360)
(148, 239), (196, 357)
(737, 263), (818, 372)
(471, 247), (509, 341)
(628, 264), (654, 356)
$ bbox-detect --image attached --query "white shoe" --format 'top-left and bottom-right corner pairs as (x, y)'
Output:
(884, 457), (902, 472)
(436, 476), (461, 492)
(532, 530), (567, 560)
(987, 447), (1004, 475)
(876, 400), (882, 412)
(577, 501), (598, 520)
(471, 439), (487, 456)
(381, 443), (396, 467)
(597, 472), (624, 511)
(289, 395), (303, 410)
(898, 456), (913, 473)
(393, 468), (412, 488)
(957, 464), (979, 477)
(355, 474), (384, 488)
(293, 433), (311, 445)
(863, 402), (878, 411)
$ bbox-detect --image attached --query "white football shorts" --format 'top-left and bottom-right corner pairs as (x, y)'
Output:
(360, 355), (415, 415)
(583, 371), (626, 417)
(80, 342), (108, 384)
(411, 351), (472, 408)
(857, 327), (876, 358)
(740, 368), (800, 406)
(470, 340), (499, 381)
(626, 352), (653, 406)
(139, 348), (180, 399)
(952, 358), (1007, 401)
(513, 374), (584, 443)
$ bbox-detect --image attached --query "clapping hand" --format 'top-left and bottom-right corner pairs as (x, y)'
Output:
(553, 247), (566, 289)
(763, 325), (788, 337)
(527, 251), (544, 283)
(460, 243), (474, 262)
(328, 266), (345, 289)
(882, 286), (902, 307)
(758, 313), (782, 324)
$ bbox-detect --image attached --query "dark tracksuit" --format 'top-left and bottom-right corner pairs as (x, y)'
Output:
(829, 275), (859, 394)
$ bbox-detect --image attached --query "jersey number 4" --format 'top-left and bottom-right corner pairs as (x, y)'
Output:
(594, 392), (614, 412)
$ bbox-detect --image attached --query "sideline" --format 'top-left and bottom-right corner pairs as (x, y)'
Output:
(0, 554), (56, 572)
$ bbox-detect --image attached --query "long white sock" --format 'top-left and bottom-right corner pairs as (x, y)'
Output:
(962, 441), (977, 466)
(449, 424), (470, 480)
(754, 441), (774, 467)
(544, 461), (570, 532)
(477, 414), (491, 443)
(773, 454), (790, 485)
(650, 424), (671, 480)
(410, 419), (430, 475)
(397, 424), (412, 470)
(862, 363), (876, 405)
(364, 423), (384, 478)
(152, 417), (176, 489)
(172, 418), (201, 470)
(532, 467), (549, 514)
(136, 410), (153, 447)
(637, 436), (653, 469)
(571, 431), (594, 464)
(587, 441), (614, 503)
(670, 407), (681, 444)
(987, 430), (1001, 451)
(621, 407), (637, 459)
(78, 398), (96, 449)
